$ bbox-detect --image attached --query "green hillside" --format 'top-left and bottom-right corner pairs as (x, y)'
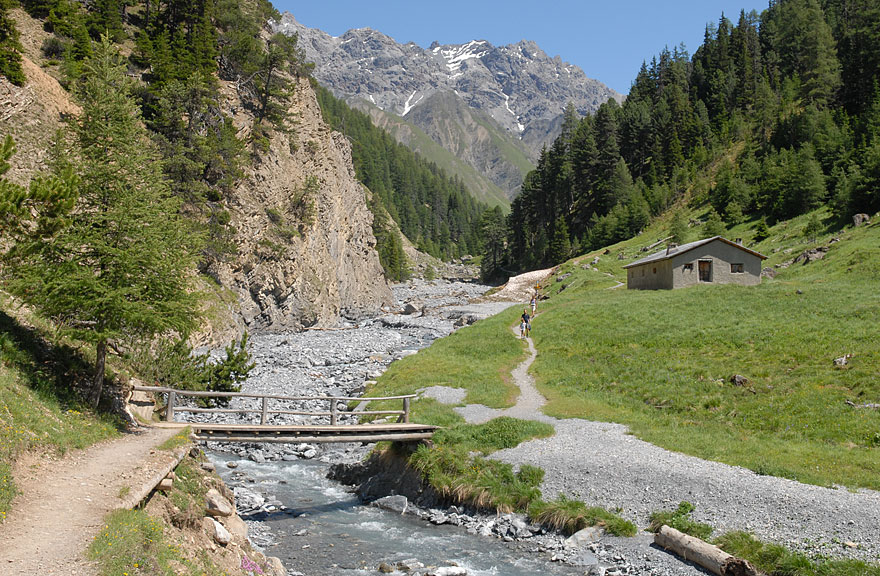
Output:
(489, 1), (880, 280)
(350, 99), (511, 209)
(316, 86), (486, 268)
(366, 209), (880, 490)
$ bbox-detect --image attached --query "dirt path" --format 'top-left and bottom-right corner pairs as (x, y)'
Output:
(0, 425), (185, 575)
(454, 322), (553, 424)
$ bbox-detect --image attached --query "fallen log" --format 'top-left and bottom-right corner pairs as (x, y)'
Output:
(641, 235), (674, 252)
(654, 525), (760, 576)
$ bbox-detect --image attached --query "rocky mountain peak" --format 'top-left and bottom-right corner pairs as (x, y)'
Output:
(275, 12), (622, 200)
(275, 12), (621, 150)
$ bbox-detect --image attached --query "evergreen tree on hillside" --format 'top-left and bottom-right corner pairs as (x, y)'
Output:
(316, 86), (485, 269)
(0, 0), (24, 86)
(1, 39), (200, 407)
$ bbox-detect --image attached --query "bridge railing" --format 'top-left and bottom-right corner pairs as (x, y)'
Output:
(132, 385), (415, 426)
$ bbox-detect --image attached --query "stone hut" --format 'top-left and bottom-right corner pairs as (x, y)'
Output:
(623, 236), (767, 290)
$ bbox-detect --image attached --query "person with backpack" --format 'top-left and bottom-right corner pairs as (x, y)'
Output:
(521, 308), (531, 338)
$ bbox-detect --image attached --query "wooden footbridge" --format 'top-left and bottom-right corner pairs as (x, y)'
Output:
(132, 386), (438, 444)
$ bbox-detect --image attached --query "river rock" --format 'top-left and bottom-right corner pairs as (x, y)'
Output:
(374, 495), (409, 515)
(378, 562), (395, 573)
(205, 488), (235, 517)
(565, 526), (603, 548)
(429, 567), (468, 576)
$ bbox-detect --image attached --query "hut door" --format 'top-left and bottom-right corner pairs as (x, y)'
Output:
(699, 260), (712, 282)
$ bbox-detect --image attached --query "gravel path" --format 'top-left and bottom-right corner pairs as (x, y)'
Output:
(0, 426), (184, 575)
(438, 313), (880, 567)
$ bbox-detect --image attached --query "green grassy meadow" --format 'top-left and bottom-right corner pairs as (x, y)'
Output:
(369, 209), (880, 490)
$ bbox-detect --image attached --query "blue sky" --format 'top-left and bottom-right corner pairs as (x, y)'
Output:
(275, 1), (769, 95)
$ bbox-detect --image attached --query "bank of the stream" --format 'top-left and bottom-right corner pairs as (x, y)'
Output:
(191, 279), (670, 576)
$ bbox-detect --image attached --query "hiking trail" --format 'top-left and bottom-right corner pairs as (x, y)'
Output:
(0, 425), (185, 575)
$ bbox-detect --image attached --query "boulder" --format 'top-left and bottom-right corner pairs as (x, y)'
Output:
(571, 550), (600, 568)
(565, 526), (603, 548)
(205, 488), (235, 517)
(378, 562), (395, 573)
(760, 267), (777, 279)
(207, 517), (231, 546)
(265, 556), (286, 576)
(220, 514), (249, 542)
(853, 213), (870, 227)
(730, 374), (751, 387)
(373, 495), (409, 515)
(833, 354), (852, 368)
(793, 246), (828, 265)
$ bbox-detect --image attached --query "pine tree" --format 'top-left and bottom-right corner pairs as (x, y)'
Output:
(0, 0), (25, 86)
(669, 211), (689, 244)
(548, 217), (571, 264)
(1, 38), (201, 407)
(704, 208), (726, 237)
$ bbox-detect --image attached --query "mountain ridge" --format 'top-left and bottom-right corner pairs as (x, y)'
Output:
(274, 13), (622, 199)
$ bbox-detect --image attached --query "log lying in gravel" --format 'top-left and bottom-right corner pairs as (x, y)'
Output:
(654, 525), (760, 576)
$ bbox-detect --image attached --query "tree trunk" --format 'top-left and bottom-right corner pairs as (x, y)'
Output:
(654, 526), (759, 576)
(89, 339), (107, 408)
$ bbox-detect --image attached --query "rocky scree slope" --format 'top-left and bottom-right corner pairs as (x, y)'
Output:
(274, 13), (622, 198)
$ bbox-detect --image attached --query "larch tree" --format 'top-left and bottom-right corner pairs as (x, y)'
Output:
(1, 38), (201, 407)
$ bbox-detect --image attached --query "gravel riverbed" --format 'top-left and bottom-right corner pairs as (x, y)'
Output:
(188, 278), (880, 575)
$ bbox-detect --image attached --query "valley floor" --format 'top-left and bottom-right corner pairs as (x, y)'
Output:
(433, 304), (880, 566)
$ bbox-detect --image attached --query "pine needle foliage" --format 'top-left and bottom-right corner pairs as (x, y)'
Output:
(1, 38), (201, 407)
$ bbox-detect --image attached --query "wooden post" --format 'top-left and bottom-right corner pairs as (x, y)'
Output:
(330, 399), (338, 425)
(166, 390), (175, 422)
(260, 396), (268, 425)
(403, 397), (410, 423)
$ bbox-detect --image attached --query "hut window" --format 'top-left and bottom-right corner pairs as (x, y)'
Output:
(731, 263), (744, 273)
(652, 267), (657, 274)
(683, 263), (693, 272)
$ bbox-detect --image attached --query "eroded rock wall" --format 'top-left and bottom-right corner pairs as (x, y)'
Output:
(204, 76), (392, 340)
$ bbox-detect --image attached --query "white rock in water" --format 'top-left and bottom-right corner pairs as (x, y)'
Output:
(431, 567), (468, 576)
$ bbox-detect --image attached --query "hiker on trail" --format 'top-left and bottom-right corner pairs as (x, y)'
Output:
(530, 294), (537, 315)
(521, 309), (531, 338)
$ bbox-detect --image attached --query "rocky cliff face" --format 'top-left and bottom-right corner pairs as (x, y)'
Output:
(3, 8), (392, 342)
(206, 76), (392, 339)
(274, 13), (622, 198)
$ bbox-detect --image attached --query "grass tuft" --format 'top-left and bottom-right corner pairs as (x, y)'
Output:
(648, 501), (713, 540)
(529, 495), (637, 537)
(433, 417), (554, 454)
(715, 531), (880, 576)
(410, 443), (542, 513)
(157, 427), (191, 452)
